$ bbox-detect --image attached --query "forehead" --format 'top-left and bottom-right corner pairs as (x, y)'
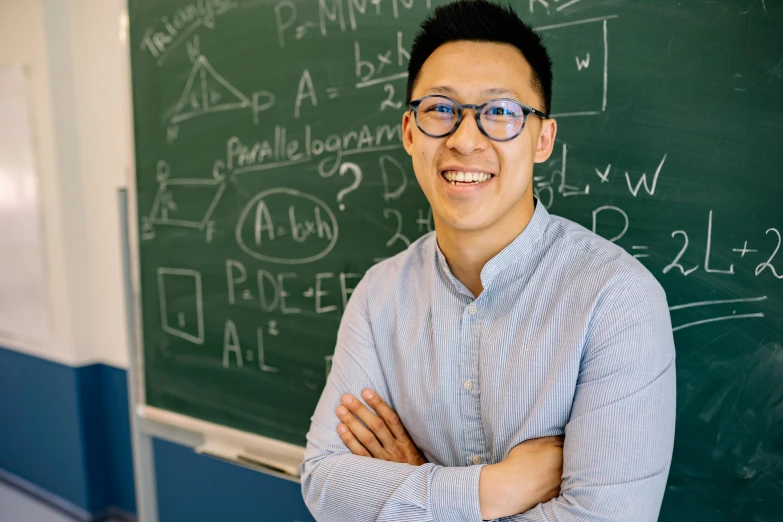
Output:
(413, 40), (534, 102)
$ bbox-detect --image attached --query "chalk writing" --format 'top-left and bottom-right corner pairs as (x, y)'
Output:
(235, 188), (338, 264)
(140, 0), (238, 65)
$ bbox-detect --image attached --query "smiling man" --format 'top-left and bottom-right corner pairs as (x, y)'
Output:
(301, 1), (676, 521)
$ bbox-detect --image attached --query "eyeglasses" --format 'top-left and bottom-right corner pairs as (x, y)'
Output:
(408, 95), (547, 142)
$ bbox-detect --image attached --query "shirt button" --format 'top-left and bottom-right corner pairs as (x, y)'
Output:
(472, 455), (482, 465)
(468, 304), (477, 315)
(463, 379), (473, 390)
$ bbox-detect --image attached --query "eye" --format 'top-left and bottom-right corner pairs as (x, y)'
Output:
(426, 103), (456, 114)
(486, 106), (519, 117)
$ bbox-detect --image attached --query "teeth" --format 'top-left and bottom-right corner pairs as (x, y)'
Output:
(442, 171), (493, 184)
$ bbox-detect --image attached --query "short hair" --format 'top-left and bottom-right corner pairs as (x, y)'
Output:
(406, 0), (553, 116)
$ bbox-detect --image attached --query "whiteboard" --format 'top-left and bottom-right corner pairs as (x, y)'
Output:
(0, 67), (50, 349)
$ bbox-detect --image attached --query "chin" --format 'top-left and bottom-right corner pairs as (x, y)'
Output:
(439, 213), (496, 233)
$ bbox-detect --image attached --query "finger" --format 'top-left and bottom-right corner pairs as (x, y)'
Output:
(336, 423), (371, 457)
(340, 394), (396, 449)
(336, 403), (389, 458)
(361, 389), (410, 441)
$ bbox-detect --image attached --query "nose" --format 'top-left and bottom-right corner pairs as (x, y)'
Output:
(445, 108), (488, 155)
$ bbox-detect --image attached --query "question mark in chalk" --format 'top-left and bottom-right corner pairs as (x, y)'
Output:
(336, 162), (362, 211)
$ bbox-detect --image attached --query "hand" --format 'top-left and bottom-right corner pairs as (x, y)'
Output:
(479, 436), (564, 520)
(335, 389), (427, 466)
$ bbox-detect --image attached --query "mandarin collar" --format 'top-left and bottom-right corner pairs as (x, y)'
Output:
(434, 201), (550, 295)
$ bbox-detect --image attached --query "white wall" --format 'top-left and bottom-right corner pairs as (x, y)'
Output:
(0, 68), (52, 349)
(0, 0), (132, 368)
(0, 0), (74, 364)
(60, 0), (132, 368)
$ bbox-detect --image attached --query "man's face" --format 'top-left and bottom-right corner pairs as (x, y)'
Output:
(402, 41), (557, 235)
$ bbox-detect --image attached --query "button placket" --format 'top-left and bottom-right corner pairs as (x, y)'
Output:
(460, 297), (485, 468)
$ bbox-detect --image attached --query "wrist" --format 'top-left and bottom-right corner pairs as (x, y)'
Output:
(479, 462), (503, 520)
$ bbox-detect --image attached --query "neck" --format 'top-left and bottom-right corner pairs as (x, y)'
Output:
(436, 197), (536, 297)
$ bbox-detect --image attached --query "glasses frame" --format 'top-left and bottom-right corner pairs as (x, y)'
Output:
(408, 94), (548, 142)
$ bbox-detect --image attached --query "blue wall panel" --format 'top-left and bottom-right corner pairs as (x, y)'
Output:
(0, 346), (91, 510)
(97, 365), (137, 514)
(0, 346), (137, 515)
(75, 363), (110, 512)
(154, 438), (314, 522)
(0, 345), (313, 521)
(74, 363), (138, 514)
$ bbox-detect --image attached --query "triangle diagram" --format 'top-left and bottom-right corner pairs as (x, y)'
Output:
(169, 56), (252, 124)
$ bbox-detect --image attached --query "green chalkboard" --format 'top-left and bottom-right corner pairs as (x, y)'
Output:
(129, 0), (783, 518)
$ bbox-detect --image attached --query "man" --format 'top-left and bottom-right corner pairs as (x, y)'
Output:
(301, 1), (676, 520)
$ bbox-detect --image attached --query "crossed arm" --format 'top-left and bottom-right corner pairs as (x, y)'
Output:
(301, 278), (503, 521)
(334, 388), (564, 520)
(301, 275), (677, 521)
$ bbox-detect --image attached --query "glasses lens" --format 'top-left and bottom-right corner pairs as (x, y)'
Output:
(480, 100), (525, 140)
(415, 97), (459, 137)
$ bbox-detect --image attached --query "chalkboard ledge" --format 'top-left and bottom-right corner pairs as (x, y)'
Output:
(137, 405), (304, 482)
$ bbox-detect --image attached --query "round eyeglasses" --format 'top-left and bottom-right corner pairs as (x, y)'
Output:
(408, 95), (547, 142)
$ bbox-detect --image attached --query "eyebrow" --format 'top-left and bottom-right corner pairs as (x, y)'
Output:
(481, 87), (521, 99)
(423, 85), (523, 100)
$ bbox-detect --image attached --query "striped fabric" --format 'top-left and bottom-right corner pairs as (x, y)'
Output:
(301, 202), (676, 521)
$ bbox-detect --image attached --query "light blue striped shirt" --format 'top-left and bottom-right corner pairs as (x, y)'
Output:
(302, 202), (676, 521)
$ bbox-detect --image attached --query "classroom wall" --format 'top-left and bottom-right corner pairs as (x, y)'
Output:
(0, 0), (133, 513)
(0, 0), (74, 364)
(55, 0), (132, 369)
(0, 0), (313, 520)
(0, 346), (135, 517)
(0, 0), (129, 370)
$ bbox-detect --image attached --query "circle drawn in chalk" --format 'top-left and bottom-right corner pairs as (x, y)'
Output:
(235, 188), (339, 265)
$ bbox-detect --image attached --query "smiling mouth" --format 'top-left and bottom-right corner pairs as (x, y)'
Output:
(440, 170), (495, 186)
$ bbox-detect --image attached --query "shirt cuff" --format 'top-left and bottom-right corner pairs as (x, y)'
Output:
(430, 464), (485, 522)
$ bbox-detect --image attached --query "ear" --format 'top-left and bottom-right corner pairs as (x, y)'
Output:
(533, 118), (557, 164)
(402, 110), (414, 156)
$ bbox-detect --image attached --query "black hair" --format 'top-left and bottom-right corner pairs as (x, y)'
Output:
(406, 0), (553, 116)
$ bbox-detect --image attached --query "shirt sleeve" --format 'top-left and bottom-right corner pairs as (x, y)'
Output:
(505, 274), (677, 522)
(300, 272), (485, 522)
